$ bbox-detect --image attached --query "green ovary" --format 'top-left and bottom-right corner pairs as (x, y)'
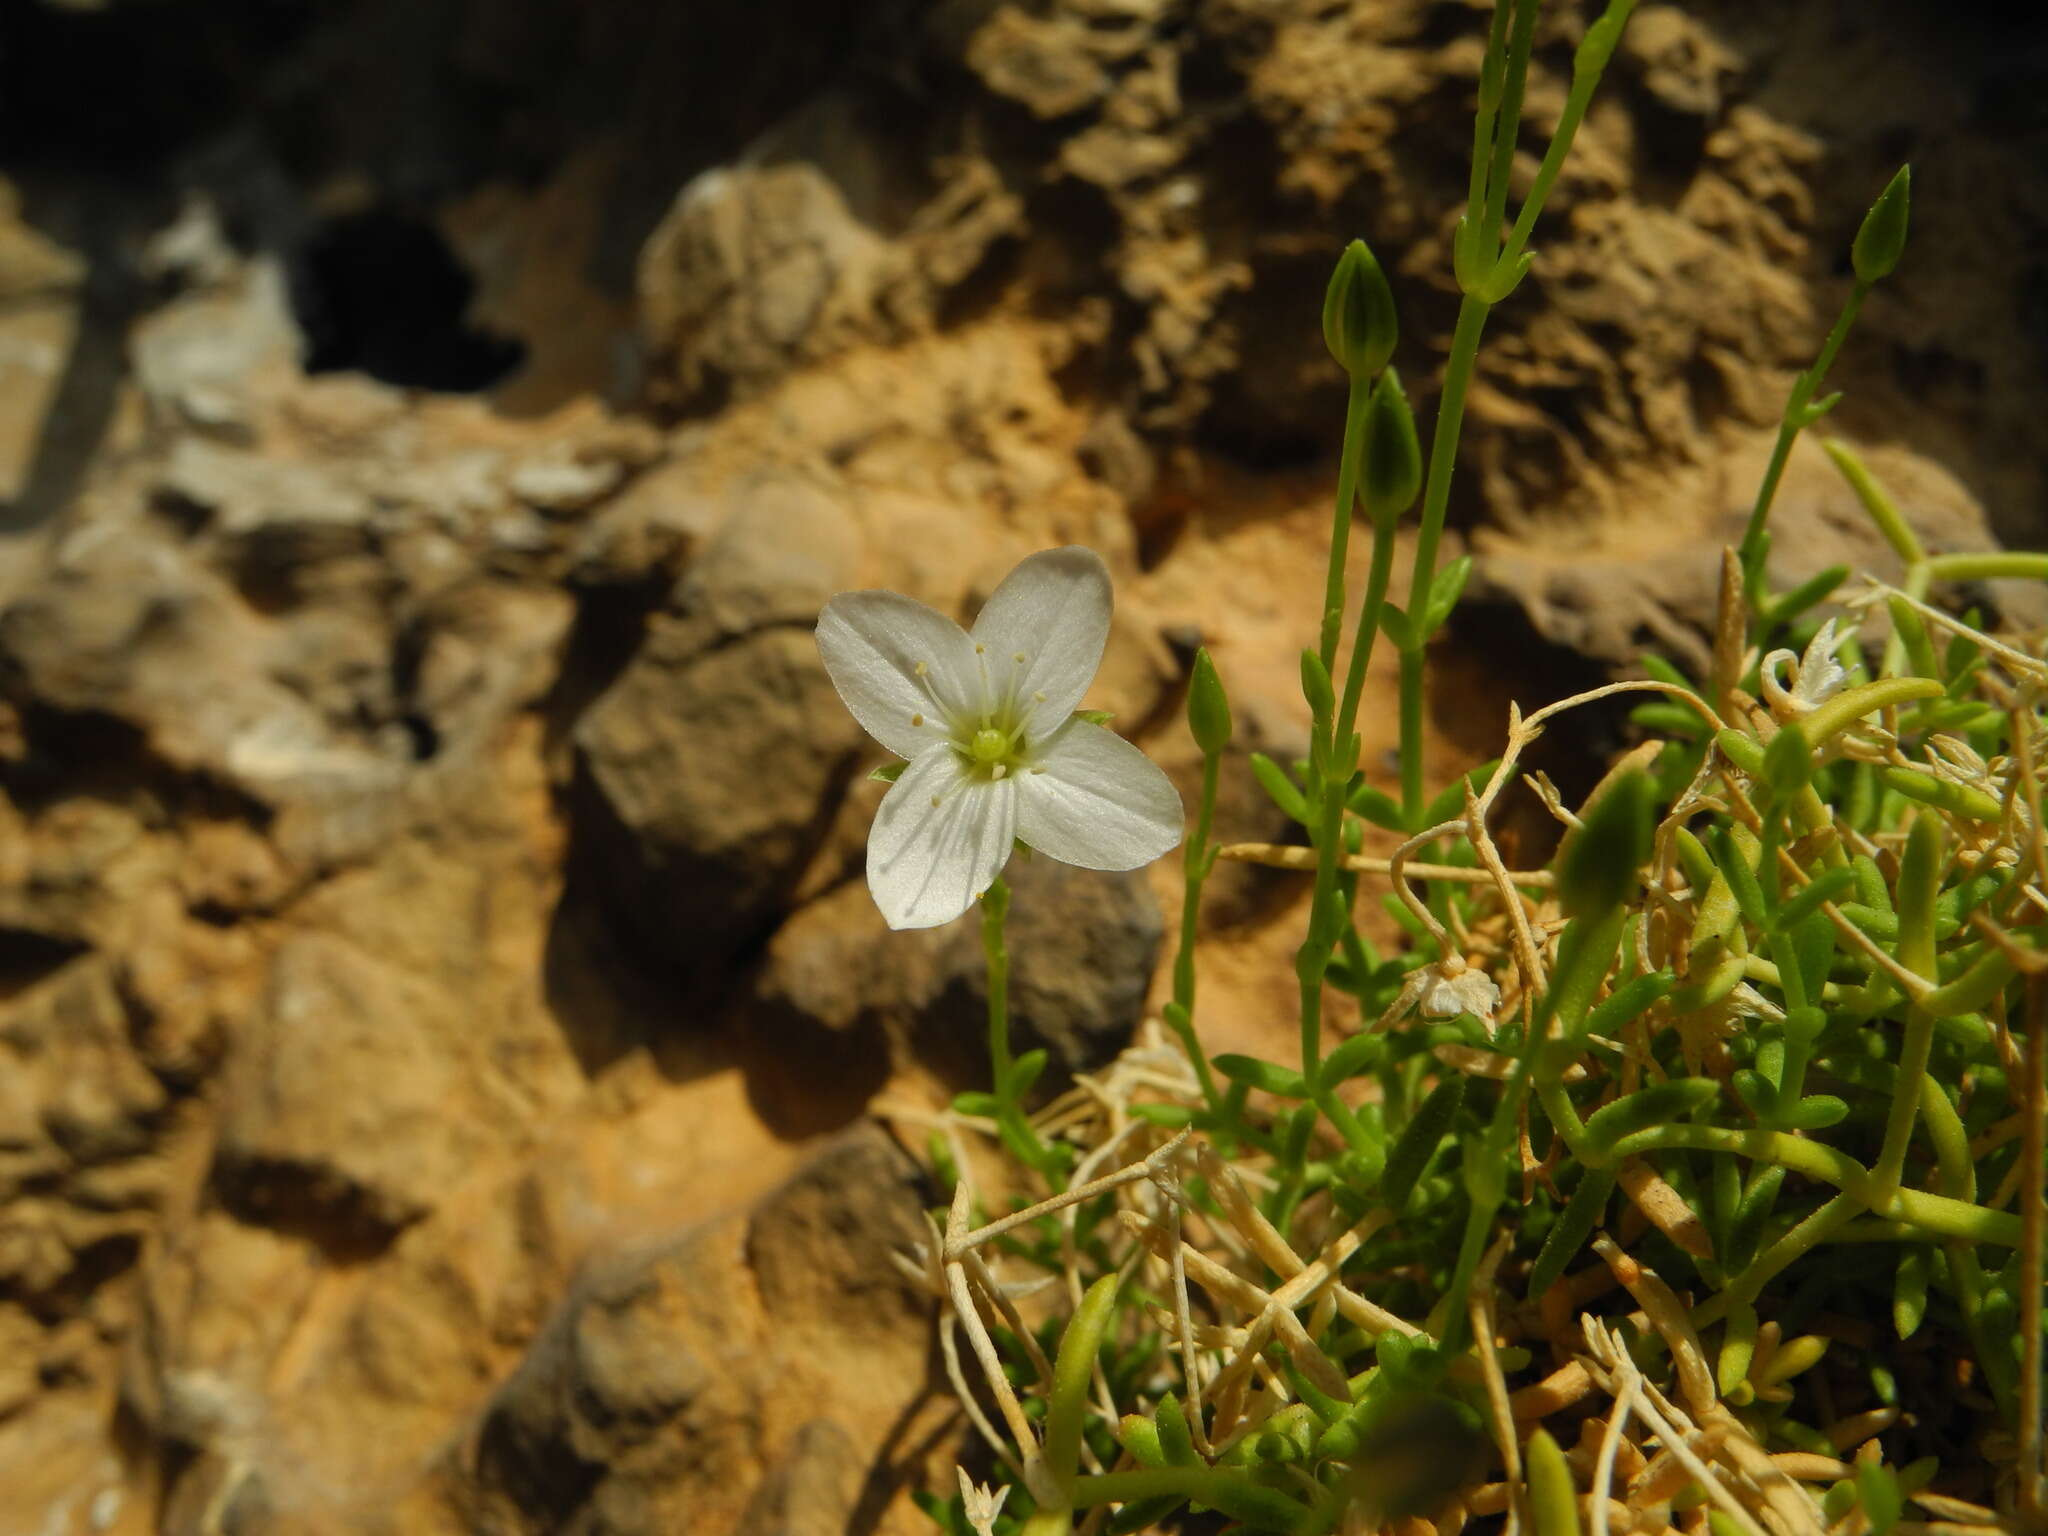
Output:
(969, 727), (1011, 765)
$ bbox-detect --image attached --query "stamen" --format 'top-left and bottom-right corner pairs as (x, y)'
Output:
(992, 764), (1008, 780)
(911, 713), (924, 727)
(1033, 691), (1046, 702)
(974, 644), (985, 654)
(915, 661), (928, 677)
(1013, 652), (1026, 664)
(1031, 766), (1046, 774)
(930, 795), (942, 808)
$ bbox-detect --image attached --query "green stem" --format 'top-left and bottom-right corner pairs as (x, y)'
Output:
(1465, 0), (1515, 232)
(1336, 512), (1399, 754)
(1737, 281), (1870, 588)
(1720, 1190), (1862, 1310)
(1398, 647), (1429, 823)
(1496, 0), (1639, 270)
(1399, 293), (1491, 820)
(1318, 374), (1375, 672)
(1482, 0), (1544, 241)
(1170, 753), (1224, 1112)
(1300, 360), (1379, 1154)
(1873, 1004), (1939, 1194)
(983, 878), (1051, 1175)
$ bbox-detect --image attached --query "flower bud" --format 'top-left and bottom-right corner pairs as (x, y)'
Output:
(1362, 366), (1423, 520)
(1557, 770), (1655, 920)
(1322, 237), (1398, 378)
(1186, 647), (1233, 755)
(1299, 647), (1336, 722)
(1852, 164), (1910, 284)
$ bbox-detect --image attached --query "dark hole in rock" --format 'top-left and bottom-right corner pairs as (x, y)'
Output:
(0, 927), (90, 1002)
(292, 207), (526, 393)
(397, 713), (440, 762)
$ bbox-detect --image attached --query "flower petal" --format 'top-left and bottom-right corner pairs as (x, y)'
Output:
(816, 590), (983, 759)
(868, 747), (1018, 929)
(1015, 719), (1182, 872)
(969, 546), (1113, 731)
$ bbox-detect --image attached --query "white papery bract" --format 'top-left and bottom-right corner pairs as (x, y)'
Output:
(1761, 617), (1852, 718)
(816, 546), (1184, 930)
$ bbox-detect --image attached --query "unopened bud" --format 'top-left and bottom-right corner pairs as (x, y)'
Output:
(1299, 647), (1336, 722)
(1363, 366), (1423, 520)
(1186, 647), (1233, 755)
(1852, 164), (1910, 284)
(1322, 238), (1398, 378)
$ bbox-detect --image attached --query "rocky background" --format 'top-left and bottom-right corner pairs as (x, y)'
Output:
(0, 0), (2043, 1531)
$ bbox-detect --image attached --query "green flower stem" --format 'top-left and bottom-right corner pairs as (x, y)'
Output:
(1737, 280), (1871, 591)
(1495, 0), (1637, 272)
(1169, 751), (1225, 1113)
(1398, 293), (1492, 819)
(982, 878), (1053, 1177)
(1335, 510), (1399, 753)
(1465, 0), (1514, 230)
(1482, 0), (1544, 241)
(1397, 647), (1430, 826)
(1301, 370), (1379, 1153)
(1318, 374), (1375, 672)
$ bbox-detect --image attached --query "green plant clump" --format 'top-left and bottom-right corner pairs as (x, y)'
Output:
(881, 5), (2048, 1533)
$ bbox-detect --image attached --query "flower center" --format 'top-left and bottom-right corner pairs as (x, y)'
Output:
(969, 727), (1010, 765)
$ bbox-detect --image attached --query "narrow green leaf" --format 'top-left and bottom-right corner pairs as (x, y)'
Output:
(1045, 1274), (1123, 1490)
(1763, 563), (1850, 629)
(1556, 771), (1655, 920)
(1585, 1080), (1720, 1150)
(1527, 1169), (1615, 1297)
(1251, 753), (1310, 824)
(1349, 781), (1407, 832)
(1893, 1246), (1930, 1339)
(1382, 1076), (1467, 1213)
(1774, 867), (1858, 933)
(1213, 1054), (1311, 1099)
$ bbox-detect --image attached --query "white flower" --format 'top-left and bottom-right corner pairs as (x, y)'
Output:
(1417, 960), (1501, 1023)
(816, 546), (1184, 930)
(1760, 617), (1852, 718)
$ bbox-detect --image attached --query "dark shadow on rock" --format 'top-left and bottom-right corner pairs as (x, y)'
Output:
(1429, 601), (1622, 870)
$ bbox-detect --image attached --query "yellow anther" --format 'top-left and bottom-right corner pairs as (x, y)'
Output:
(911, 713), (924, 727)
(1013, 651), (1026, 663)
(915, 661), (928, 677)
